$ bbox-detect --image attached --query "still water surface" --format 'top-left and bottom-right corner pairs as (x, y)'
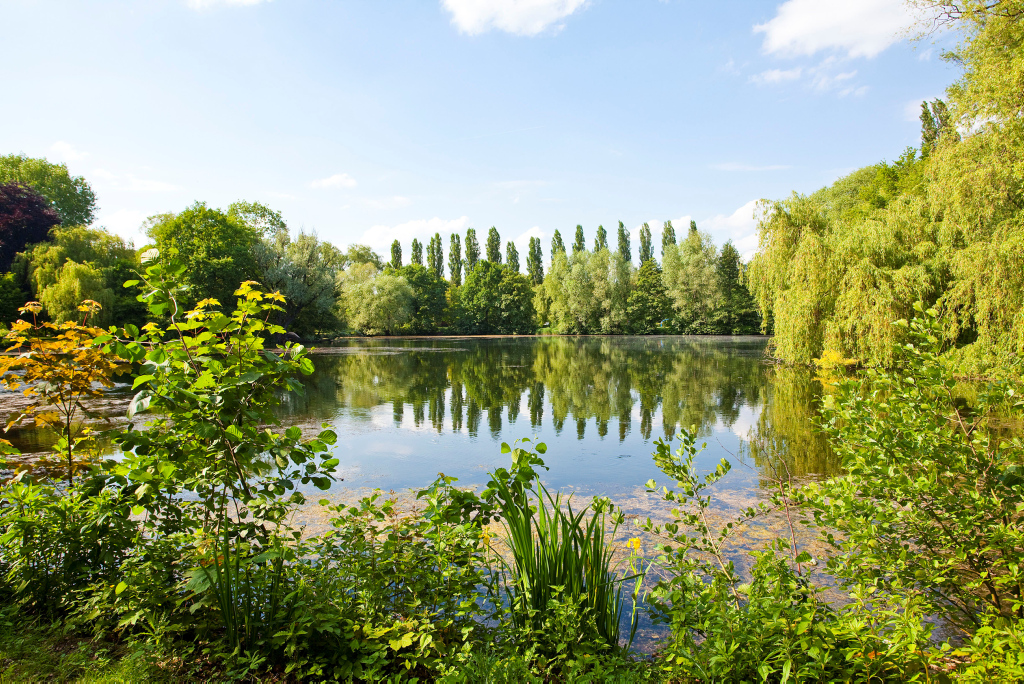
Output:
(282, 336), (837, 500)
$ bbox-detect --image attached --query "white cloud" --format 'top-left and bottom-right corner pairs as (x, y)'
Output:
(442, 0), (589, 36)
(712, 162), (792, 172)
(92, 168), (179, 193)
(311, 173), (357, 189)
(186, 0), (268, 9)
(701, 199), (761, 260)
(512, 225), (546, 264)
(96, 208), (149, 246)
(749, 67), (802, 84)
(754, 0), (917, 59)
(48, 141), (87, 163)
(903, 97), (934, 121)
(358, 216), (471, 253)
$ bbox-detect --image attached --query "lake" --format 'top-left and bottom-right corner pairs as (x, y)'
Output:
(281, 335), (837, 500)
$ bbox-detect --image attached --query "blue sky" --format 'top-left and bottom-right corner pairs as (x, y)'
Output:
(2, 0), (957, 262)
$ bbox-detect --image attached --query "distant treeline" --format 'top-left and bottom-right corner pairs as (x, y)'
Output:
(0, 157), (761, 337)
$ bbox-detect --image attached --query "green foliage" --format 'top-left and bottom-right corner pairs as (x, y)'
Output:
(573, 225), (586, 254)
(661, 220), (676, 257)
(397, 263), (447, 333)
(340, 263), (414, 335)
(551, 229), (566, 255)
(638, 223), (653, 264)
(411, 238), (423, 266)
(460, 261), (536, 334)
(465, 228), (480, 270)
(17, 225), (144, 327)
(449, 232), (462, 285)
(506, 240), (520, 273)
(662, 224), (719, 334)
(145, 202), (261, 309)
(594, 224), (607, 252)
(485, 439), (643, 661)
(487, 226), (502, 264)
(341, 243), (384, 270)
(616, 221), (630, 262)
(527, 236), (544, 285)
(806, 306), (1024, 630)
(711, 241), (760, 334)
(749, 3), (1024, 371)
(254, 228), (345, 337)
(626, 259), (669, 334)
(428, 232), (445, 279)
(0, 154), (96, 226)
(390, 238), (402, 269)
(0, 272), (27, 326)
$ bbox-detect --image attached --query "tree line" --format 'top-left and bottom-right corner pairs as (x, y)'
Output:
(1, 159), (761, 337)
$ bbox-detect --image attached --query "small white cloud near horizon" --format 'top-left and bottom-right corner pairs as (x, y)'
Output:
(442, 0), (589, 36)
(712, 162), (792, 172)
(754, 0), (917, 59)
(359, 216), (471, 254)
(186, 0), (268, 9)
(92, 168), (179, 193)
(702, 199), (761, 260)
(96, 208), (149, 246)
(48, 141), (87, 163)
(311, 173), (357, 189)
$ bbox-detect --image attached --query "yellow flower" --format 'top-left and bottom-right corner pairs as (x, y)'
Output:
(627, 537), (642, 551)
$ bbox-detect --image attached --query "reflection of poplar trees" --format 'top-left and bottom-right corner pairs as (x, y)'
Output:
(450, 382), (464, 431)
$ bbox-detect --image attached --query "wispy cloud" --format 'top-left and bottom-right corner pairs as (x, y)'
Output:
(442, 0), (589, 36)
(712, 163), (792, 172)
(310, 173), (357, 189)
(749, 67), (802, 85)
(753, 0), (917, 59)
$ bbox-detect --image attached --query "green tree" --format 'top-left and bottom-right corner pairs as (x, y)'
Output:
(342, 244), (384, 270)
(0, 272), (27, 325)
(254, 228), (345, 336)
(390, 239), (403, 269)
(460, 261), (535, 334)
(228, 200), (287, 236)
(594, 225), (608, 252)
(465, 228), (480, 271)
(551, 230), (565, 255)
(639, 223), (654, 264)
(447, 233), (462, 285)
(616, 221), (630, 264)
(527, 236), (544, 285)
(505, 241), (520, 273)
(626, 259), (670, 334)
(573, 225), (586, 254)
(145, 202), (261, 308)
(341, 263), (414, 335)
(0, 154), (96, 226)
(19, 225), (144, 327)
(397, 264), (447, 333)
(486, 227), (502, 264)
(410, 239), (423, 266)
(427, 233), (444, 280)
(710, 241), (760, 334)
(664, 222), (719, 334)
(661, 220), (676, 257)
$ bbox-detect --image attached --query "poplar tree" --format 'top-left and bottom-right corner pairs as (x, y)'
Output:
(486, 227), (502, 263)
(390, 239), (402, 269)
(573, 225), (586, 254)
(506, 241), (520, 273)
(465, 228), (480, 271)
(551, 230), (566, 255)
(428, 233), (444, 279)
(449, 233), (462, 285)
(639, 222), (654, 264)
(594, 224), (608, 251)
(411, 238), (423, 266)
(527, 236), (544, 284)
(661, 220), (676, 257)
(617, 221), (630, 263)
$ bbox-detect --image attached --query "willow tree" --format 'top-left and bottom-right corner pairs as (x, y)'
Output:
(748, 0), (1024, 371)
